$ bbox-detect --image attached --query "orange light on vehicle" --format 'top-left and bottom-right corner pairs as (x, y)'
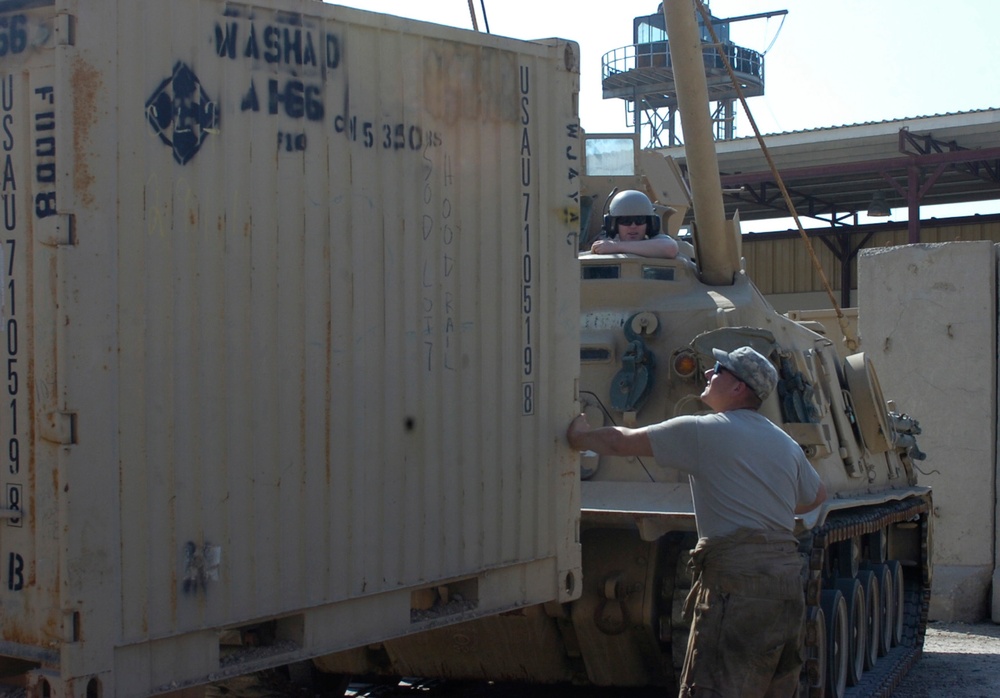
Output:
(674, 352), (699, 377)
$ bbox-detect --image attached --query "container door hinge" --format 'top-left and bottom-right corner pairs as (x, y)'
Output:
(55, 13), (76, 46)
(41, 411), (77, 445)
(38, 214), (76, 248)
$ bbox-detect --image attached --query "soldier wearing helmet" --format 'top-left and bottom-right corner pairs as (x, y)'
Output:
(590, 189), (679, 259)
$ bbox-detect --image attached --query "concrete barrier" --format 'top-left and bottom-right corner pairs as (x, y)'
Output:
(858, 241), (998, 622)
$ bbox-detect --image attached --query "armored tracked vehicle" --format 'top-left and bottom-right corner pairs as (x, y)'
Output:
(315, 2), (932, 697)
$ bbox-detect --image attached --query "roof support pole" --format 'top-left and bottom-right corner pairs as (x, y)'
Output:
(820, 229), (875, 308)
(908, 163), (921, 244)
(904, 160), (948, 244)
(841, 235), (852, 308)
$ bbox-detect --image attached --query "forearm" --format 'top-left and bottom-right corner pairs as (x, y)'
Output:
(567, 417), (653, 457)
(590, 236), (678, 259)
(615, 237), (678, 259)
(569, 426), (619, 454)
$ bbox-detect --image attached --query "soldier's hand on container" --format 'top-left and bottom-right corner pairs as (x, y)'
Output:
(567, 413), (592, 450)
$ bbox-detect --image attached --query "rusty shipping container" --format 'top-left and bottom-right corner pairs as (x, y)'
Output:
(0, 0), (582, 694)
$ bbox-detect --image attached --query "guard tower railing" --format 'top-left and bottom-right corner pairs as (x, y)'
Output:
(601, 41), (764, 109)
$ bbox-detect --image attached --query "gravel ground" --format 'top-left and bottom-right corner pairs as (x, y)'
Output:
(891, 620), (1000, 697)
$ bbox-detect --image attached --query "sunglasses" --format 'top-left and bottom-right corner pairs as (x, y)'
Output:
(616, 216), (647, 227)
(713, 361), (730, 376)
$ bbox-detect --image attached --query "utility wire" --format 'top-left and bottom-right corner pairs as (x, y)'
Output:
(692, 0), (858, 351)
(479, 0), (491, 33)
(580, 391), (656, 482)
(761, 13), (786, 55)
(467, 0), (491, 33)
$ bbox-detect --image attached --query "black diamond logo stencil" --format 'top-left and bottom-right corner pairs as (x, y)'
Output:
(146, 62), (220, 165)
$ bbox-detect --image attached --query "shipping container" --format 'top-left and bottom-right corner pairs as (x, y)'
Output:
(0, 0), (582, 694)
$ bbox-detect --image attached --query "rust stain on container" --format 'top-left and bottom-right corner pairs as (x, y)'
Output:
(2, 622), (39, 647)
(72, 57), (103, 208)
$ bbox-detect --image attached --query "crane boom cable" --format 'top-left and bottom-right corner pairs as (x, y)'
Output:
(692, 0), (858, 350)
(761, 12), (786, 55)
(466, 0), (479, 31)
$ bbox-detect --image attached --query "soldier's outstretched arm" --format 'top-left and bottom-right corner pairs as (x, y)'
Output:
(566, 414), (654, 457)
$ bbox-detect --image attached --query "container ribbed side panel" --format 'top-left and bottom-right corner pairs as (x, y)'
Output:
(0, 0), (580, 691)
(112, 0), (580, 644)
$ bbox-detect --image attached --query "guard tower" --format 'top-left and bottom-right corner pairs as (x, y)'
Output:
(601, 4), (783, 147)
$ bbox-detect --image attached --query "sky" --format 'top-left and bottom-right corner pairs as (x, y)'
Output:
(332, 1), (1000, 223)
(333, 0), (1000, 135)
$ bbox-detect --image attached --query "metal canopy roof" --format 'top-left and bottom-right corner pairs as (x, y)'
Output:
(654, 108), (1000, 232)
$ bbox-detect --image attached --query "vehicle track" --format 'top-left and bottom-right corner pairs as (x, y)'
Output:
(807, 497), (931, 698)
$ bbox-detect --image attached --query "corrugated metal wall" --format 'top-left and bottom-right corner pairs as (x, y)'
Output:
(742, 217), (1000, 297)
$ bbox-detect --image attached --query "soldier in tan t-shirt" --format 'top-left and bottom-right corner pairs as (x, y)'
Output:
(567, 345), (827, 697)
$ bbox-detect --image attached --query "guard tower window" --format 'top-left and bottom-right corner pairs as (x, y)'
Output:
(636, 17), (666, 44)
(632, 6), (729, 46)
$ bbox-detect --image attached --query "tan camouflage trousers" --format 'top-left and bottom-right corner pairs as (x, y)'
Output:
(678, 584), (805, 697)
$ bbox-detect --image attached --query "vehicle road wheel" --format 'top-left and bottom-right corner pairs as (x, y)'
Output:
(835, 577), (866, 686)
(821, 588), (849, 698)
(857, 569), (880, 670)
(868, 563), (894, 655)
(887, 559), (906, 646)
(800, 605), (826, 698)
